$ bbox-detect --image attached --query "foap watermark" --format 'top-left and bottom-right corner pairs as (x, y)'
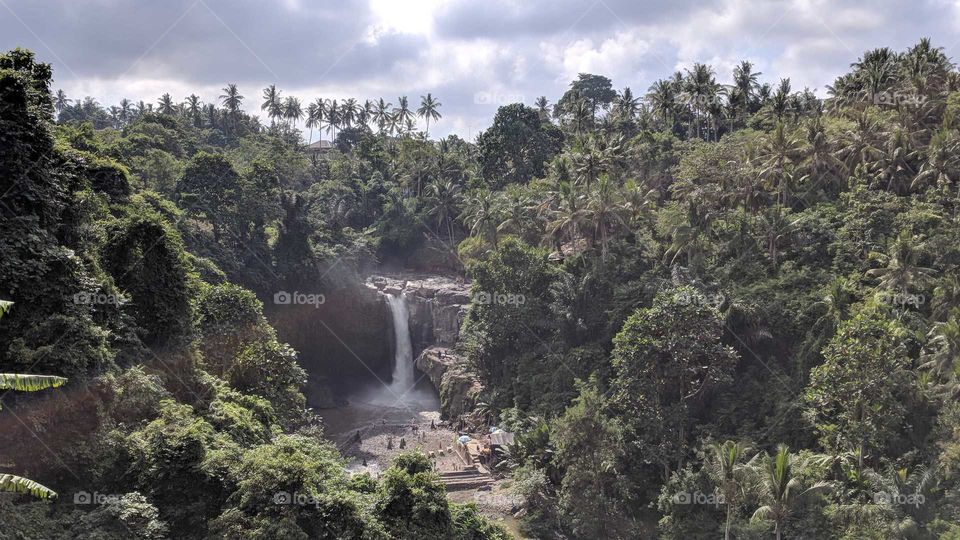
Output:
(672, 290), (725, 309)
(74, 491), (122, 505)
(73, 291), (125, 306)
(874, 491), (925, 508)
(672, 491), (725, 506)
(473, 90), (525, 106)
(273, 491), (322, 508)
(877, 291), (925, 309)
(474, 291), (526, 307)
(873, 91), (927, 107)
(273, 291), (325, 308)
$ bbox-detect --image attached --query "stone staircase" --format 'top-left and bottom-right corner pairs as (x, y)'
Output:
(439, 465), (493, 491)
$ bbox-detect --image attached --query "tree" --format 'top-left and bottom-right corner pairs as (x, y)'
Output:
(705, 441), (757, 540)
(552, 381), (629, 538)
(556, 73), (617, 121)
(393, 96), (414, 133)
(282, 96), (303, 128)
(804, 312), (911, 469)
(0, 300), (66, 500)
(610, 287), (740, 482)
(157, 93), (176, 115)
(477, 103), (563, 188)
(219, 83), (244, 118)
(417, 93), (442, 138)
(751, 446), (831, 540)
(53, 88), (69, 116)
(260, 84), (280, 124)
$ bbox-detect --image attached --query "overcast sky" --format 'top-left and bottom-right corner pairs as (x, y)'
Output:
(2, 0), (959, 140)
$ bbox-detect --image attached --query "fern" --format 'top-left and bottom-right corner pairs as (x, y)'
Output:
(0, 474), (57, 499)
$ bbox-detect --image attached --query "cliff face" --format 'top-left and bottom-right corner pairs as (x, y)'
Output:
(366, 274), (480, 418)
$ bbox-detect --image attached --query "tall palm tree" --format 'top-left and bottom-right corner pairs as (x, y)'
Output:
(683, 63), (720, 139)
(581, 175), (627, 261)
(325, 99), (341, 140)
(865, 230), (935, 298)
(613, 87), (640, 120)
(359, 99), (373, 127)
(417, 93), (442, 138)
(461, 189), (501, 247)
(305, 102), (319, 144)
(920, 310), (960, 385)
(260, 84), (281, 118)
(647, 79), (677, 130)
(535, 96), (551, 120)
(751, 445), (831, 540)
(185, 94), (203, 128)
(394, 96), (414, 134)
(53, 89), (70, 116)
(373, 98), (392, 132)
(118, 98), (133, 125)
(733, 60), (761, 114)
(219, 84), (244, 118)
(282, 96), (303, 128)
(706, 441), (757, 540)
(158, 93), (176, 115)
(424, 179), (463, 243)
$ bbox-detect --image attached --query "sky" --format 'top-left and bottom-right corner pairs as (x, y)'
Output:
(2, 0), (960, 140)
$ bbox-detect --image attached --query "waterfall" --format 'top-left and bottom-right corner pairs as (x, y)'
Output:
(385, 293), (415, 394)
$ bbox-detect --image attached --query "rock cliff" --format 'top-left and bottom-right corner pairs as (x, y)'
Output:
(366, 274), (481, 418)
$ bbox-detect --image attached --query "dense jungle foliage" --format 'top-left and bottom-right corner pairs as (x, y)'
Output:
(3, 36), (960, 539)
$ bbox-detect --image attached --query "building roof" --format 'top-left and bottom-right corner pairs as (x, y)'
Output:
(305, 140), (333, 152)
(490, 431), (515, 446)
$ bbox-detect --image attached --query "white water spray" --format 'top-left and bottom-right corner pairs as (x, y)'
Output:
(385, 293), (415, 394)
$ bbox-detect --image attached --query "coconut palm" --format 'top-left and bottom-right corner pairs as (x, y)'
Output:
(282, 96), (303, 128)
(372, 98), (392, 132)
(219, 84), (244, 122)
(184, 94), (202, 127)
(535, 96), (551, 120)
(733, 61), (762, 115)
(613, 87), (640, 120)
(424, 179), (463, 243)
(706, 441), (758, 540)
(53, 89), (70, 116)
(305, 102), (319, 144)
(751, 445), (831, 540)
(261, 85), (281, 125)
(647, 79), (677, 130)
(581, 175), (628, 261)
(921, 311), (960, 384)
(325, 100), (341, 140)
(157, 93), (176, 115)
(461, 189), (501, 247)
(394, 96), (415, 133)
(340, 98), (361, 129)
(865, 230), (936, 297)
(417, 93), (442, 138)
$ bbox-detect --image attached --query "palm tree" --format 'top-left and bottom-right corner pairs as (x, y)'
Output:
(185, 94), (202, 128)
(581, 175), (627, 261)
(305, 102), (319, 144)
(394, 96), (415, 133)
(535, 96), (551, 120)
(118, 98), (132, 125)
(733, 60), (762, 116)
(921, 310), (960, 385)
(372, 98), (392, 132)
(613, 87), (640, 120)
(261, 85), (283, 127)
(865, 230), (935, 298)
(417, 93), (442, 138)
(158, 93), (176, 115)
(53, 89), (70, 116)
(219, 84), (244, 118)
(647, 79), (677, 130)
(0, 300), (66, 500)
(751, 445), (831, 540)
(770, 78), (792, 121)
(706, 441), (757, 540)
(340, 98), (360, 129)
(461, 189), (501, 247)
(683, 63), (720, 139)
(496, 185), (537, 241)
(325, 99), (341, 140)
(424, 179), (463, 243)
(282, 96), (303, 128)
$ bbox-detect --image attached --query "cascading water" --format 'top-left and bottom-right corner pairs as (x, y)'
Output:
(385, 293), (416, 395)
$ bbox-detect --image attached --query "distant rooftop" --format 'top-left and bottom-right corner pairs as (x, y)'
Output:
(305, 139), (333, 152)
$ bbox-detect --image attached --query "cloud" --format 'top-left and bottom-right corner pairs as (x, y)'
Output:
(1, 0), (958, 139)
